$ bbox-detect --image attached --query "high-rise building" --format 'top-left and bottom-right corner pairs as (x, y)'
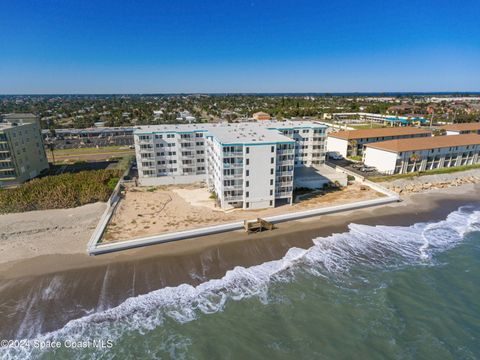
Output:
(0, 114), (49, 187)
(134, 121), (327, 209)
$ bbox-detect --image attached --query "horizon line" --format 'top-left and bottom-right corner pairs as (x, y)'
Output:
(1, 91), (480, 97)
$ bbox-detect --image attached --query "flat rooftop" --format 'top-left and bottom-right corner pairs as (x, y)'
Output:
(366, 134), (480, 153)
(0, 121), (33, 131)
(329, 127), (432, 140)
(135, 121), (325, 144)
(440, 122), (480, 132)
(208, 123), (293, 144)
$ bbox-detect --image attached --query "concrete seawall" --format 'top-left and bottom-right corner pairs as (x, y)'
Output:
(87, 191), (400, 255)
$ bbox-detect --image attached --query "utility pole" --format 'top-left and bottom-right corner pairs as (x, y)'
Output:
(48, 142), (55, 165)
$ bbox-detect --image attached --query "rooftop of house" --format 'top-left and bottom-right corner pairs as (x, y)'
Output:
(366, 134), (480, 153)
(440, 122), (480, 132)
(328, 127), (432, 140)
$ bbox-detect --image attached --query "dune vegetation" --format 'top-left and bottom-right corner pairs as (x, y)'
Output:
(0, 169), (123, 214)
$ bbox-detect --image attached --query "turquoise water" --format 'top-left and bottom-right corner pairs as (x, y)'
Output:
(3, 205), (480, 360)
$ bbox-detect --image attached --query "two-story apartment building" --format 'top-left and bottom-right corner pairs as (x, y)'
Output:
(326, 127), (432, 158)
(441, 122), (480, 135)
(363, 134), (480, 174)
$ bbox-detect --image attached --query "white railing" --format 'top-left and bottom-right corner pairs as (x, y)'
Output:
(223, 151), (244, 156)
(224, 195), (243, 202)
(223, 163), (243, 169)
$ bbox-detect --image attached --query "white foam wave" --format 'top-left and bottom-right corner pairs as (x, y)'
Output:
(2, 205), (479, 359)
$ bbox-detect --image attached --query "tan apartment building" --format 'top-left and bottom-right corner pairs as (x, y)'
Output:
(326, 127), (432, 158)
(0, 114), (49, 187)
(440, 122), (480, 136)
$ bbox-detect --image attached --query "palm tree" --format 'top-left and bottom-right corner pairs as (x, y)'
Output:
(409, 153), (421, 162)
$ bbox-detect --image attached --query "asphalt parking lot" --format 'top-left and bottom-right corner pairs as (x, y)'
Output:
(45, 135), (134, 150)
(326, 158), (385, 177)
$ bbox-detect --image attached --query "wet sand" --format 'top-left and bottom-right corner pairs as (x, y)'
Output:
(0, 184), (479, 339)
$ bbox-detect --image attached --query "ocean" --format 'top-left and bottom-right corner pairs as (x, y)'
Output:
(2, 205), (480, 359)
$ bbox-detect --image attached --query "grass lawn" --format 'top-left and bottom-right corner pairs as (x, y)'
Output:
(369, 163), (480, 182)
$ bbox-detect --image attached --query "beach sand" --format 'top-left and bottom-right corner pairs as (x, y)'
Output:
(0, 183), (479, 338)
(0, 202), (106, 262)
(105, 182), (383, 241)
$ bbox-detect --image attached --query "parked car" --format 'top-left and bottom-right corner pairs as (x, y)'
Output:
(328, 152), (343, 160)
(351, 163), (364, 169)
(360, 166), (376, 172)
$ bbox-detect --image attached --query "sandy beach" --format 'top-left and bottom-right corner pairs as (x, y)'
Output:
(0, 202), (106, 262)
(0, 181), (479, 339)
(105, 182), (383, 241)
(0, 182), (478, 279)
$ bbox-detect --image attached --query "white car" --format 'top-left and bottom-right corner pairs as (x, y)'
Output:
(328, 152), (343, 160)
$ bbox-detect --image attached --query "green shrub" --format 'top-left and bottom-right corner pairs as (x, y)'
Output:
(106, 177), (120, 191)
(0, 169), (123, 214)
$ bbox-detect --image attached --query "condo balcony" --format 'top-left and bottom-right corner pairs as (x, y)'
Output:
(224, 195), (244, 202)
(223, 184), (243, 190)
(223, 162), (243, 169)
(275, 190), (292, 197)
(277, 149), (294, 155)
(223, 151), (244, 157)
(224, 172), (243, 179)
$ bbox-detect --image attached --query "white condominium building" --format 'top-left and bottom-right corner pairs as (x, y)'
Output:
(134, 121), (327, 209)
(0, 113), (49, 187)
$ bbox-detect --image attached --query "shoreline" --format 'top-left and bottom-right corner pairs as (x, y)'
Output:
(1, 183), (479, 281)
(0, 184), (479, 338)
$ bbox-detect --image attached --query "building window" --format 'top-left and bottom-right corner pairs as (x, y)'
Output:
(270, 190), (273, 196)
(271, 157), (274, 164)
(246, 159), (249, 165)
(246, 181), (249, 187)
(246, 202), (249, 208)
(246, 147), (249, 154)
(271, 146), (274, 152)
(246, 191), (249, 197)
(270, 200), (273, 206)
(270, 179), (273, 185)
(270, 168), (274, 175)
(246, 170), (249, 176)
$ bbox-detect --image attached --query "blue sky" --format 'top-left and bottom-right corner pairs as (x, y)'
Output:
(0, 0), (479, 94)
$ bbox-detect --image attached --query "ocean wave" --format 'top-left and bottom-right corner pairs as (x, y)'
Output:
(2, 205), (480, 359)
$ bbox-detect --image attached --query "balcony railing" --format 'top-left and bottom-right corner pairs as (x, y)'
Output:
(223, 162), (243, 169)
(224, 195), (243, 202)
(223, 151), (244, 157)
(224, 184), (243, 190)
(277, 149), (294, 155)
(276, 180), (293, 186)
(224, 172), (243, 179)
(276, 169), (294, 175)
